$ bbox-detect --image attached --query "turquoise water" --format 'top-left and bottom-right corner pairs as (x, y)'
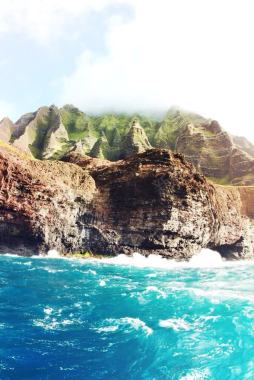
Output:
(1, 254), (254, 379)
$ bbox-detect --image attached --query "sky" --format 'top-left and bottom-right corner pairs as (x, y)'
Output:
(0, 0), (254, 142)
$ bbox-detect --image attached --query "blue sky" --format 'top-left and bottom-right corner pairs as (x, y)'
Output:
(0, 1), (133, 119)
(0, 0), (254, 142)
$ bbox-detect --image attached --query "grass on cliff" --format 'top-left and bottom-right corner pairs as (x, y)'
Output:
(207, 175), (231, 185)
(0, 139), (33, 160)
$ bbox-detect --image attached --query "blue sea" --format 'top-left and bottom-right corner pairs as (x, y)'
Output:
(1, 252), (254, 380)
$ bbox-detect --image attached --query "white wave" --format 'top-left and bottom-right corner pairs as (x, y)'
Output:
(43, 267), (58, 273)
(98, 252), (176, 269)
(96, 248), (254, 270)
(97, 249), (227, 269)
(144, 286), (167, 298)
(30, 249), (62, 259)
(44, 307), (53, 315)
(1, 253), (20, 257)
(87, 269), (97, 275)
(190, 287), (254, 303)
(99, 280), (106, 287)
(189, 248), (224, 268)
(47, 249), (60, 258)
(120, 317), (153, 336)
(180, 368), (211, 380)
(97, 317), (153, 336)
(33, 306), (76, 330)
(159, 318), (190, 331)
(33, 318), (73, 330)
(4, 246), (253, 271)
(23, 261), (32, 266)
(96, 325), (119, 333)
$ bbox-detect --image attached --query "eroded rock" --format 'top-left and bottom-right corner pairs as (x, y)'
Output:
(0, 145), (253, 259)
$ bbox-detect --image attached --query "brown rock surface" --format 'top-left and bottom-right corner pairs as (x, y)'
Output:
(210, 185), (254, 258)
(0, 144), (253, 259)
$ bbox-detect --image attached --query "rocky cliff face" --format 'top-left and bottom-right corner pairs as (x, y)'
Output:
(11, 105), (71, 159)
(174, 120), (254, 185)
(0, 118), (15, 143)
(119, 120), (152, 158)
(232, 135), (254, 157)
(210, 185), (254, 259)
(0, 144), (253, 259)
(0, 144), (95, 255)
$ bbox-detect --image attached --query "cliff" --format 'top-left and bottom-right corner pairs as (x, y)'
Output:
(0, 144), (253, 259)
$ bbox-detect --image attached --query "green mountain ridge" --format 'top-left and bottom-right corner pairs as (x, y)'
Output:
(0, 104), (254, 185)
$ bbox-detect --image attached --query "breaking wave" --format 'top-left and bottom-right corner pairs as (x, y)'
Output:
(97, 248), (227, 269)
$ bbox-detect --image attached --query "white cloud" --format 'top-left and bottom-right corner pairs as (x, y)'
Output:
(0, 0), (122, 44)
(0, 100), (14, 121)
(60, 0), (254, 142)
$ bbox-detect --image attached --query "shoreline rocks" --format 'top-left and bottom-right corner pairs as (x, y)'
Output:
(0, 145), (253, 259)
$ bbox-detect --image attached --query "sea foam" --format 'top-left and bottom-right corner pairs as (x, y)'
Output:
(97, 249), (225, 269)
(47, 249), (60, 258)
(96, 317), (153, 336)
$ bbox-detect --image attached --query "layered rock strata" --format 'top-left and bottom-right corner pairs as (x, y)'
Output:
(0, 145), (253, 259)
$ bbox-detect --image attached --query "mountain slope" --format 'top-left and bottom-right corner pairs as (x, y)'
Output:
(11, 106), (71, 159)
(4, 104), (254, 186)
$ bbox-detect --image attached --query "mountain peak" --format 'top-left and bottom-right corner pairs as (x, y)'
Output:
(0, 117), (15, 143)
(1, 104), (254, 185)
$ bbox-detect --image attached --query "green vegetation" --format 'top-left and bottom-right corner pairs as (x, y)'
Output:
(8, 104), (253, 186)
(153, 109), (208, 149)
(207, 175), (231, 185)
(60, 105), (94, 140)
(59, 105), (160, 160)
(0, 139), (33, 160)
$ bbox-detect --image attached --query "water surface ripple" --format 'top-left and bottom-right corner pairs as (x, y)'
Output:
(0, 254), (254, 380)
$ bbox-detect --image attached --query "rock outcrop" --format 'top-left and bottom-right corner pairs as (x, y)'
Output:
(174, 120), (254, 185)
(0, 144), (253, 259)
(119, 120), (152, 159)
(0, 118), (15, 143)
(211, 185), (254, 259)
(11, 105), (71, 159)
(232, 135), (254, 157)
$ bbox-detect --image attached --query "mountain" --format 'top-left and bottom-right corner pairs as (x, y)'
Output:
(119, 119), (152, 158)
(153, 110), (254, 185)
(1, 105), (254, 185)
(12, 105), (73, 160)
(232, 135), (254, 157)
(0, 117), (15, 142)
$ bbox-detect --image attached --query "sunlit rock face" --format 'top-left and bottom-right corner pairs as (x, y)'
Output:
(12, 105), (71, 159)
(175, 120), (254, 185)
(0, 142), (253, 259)
(0, 117), (15, 143)
(119, 120), (152, 159)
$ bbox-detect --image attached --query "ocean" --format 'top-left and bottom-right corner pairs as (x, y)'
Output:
(0, 251), (254, 380)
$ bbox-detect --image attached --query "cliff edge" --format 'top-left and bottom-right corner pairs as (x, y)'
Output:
(0, 144), (253, 259)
